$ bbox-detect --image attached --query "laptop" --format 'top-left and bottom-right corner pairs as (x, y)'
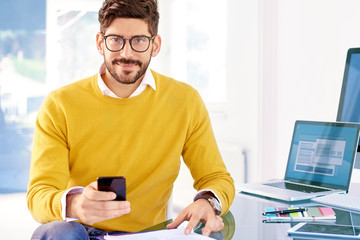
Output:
(238, 120), (360, 202)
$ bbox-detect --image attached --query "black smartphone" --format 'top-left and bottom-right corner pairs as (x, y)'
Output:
(97, 176), (126, 201)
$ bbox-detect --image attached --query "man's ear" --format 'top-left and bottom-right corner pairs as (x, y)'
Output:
(96, 32), (105, 56)
(151, 35), (162, 57)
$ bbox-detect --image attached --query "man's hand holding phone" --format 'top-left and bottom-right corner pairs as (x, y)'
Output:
(66, 177), (130, 225)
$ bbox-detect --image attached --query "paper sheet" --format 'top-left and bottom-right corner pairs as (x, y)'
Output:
(104, 228), (213, 240)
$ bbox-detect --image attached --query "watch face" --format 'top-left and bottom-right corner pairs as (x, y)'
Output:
(209, 197), (221, 215)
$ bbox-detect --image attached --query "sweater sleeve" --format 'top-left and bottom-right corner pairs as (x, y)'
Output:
(26, 94), (70, 223)
(181, 90), (235, 215)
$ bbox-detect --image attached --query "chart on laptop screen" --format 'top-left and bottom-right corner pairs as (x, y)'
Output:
(285, 122), (359, 188)
(295, 138), (346, 176)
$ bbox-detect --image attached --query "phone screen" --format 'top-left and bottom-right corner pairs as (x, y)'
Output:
(97, 176), (126, 201)
(297, 223), (360, 236)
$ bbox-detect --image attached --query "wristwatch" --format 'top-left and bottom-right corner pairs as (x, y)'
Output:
(195, 194), (221, 215)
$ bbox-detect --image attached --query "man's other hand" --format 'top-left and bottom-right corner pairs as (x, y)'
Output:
(166, 199), (224, 236)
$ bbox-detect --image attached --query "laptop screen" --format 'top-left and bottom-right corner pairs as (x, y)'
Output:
(284, 121), (360, 190)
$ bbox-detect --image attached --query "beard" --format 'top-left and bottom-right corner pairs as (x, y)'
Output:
(104, 55), (152, 85)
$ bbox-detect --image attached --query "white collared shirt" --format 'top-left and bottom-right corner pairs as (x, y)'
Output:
(97, 63), (156, 98)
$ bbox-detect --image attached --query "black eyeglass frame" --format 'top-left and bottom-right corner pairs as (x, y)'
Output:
(101, 33), (155, 53)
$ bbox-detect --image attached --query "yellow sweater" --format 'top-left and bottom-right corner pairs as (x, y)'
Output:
(27, 70), (235, 232)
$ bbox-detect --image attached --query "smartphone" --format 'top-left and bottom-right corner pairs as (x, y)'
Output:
(288, 222), (360, 239)
(97, 176), (126, 201)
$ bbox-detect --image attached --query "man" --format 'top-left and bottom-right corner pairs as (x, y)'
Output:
(27, 0), (235, 239)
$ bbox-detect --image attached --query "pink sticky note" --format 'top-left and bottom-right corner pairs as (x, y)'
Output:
(318, 207), (335, 216)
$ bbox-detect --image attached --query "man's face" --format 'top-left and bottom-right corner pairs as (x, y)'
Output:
(96, 18), (161, 85)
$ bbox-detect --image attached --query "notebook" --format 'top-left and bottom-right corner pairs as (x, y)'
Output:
(238, 120), (360, 202)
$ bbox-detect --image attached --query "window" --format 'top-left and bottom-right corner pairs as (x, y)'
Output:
(0, 0), (46, 192)
(157, 0), (227, 103)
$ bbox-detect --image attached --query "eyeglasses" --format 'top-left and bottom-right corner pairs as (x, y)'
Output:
(102, 34), (155, 53)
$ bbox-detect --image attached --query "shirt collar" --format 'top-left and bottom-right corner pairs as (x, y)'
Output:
(97, 63), (156, 98)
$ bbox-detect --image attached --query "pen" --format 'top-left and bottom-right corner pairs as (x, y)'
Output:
(262, 208), (308, 216)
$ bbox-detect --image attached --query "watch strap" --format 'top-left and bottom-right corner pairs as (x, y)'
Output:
(194, 193), (221, 215)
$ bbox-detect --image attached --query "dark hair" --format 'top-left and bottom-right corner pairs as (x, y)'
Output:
(98, 0), (159, 36)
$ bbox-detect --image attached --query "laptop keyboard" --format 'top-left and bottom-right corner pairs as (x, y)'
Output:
(312, 194), (360, 212)
(264, 182), (331, 193)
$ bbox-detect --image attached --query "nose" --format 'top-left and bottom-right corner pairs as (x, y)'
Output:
(119, 39), (134, 58)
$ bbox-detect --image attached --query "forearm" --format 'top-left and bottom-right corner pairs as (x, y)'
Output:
(26, 184), (65, 223)
(195, 172), (235, 215)
(27, 149), (71, 222)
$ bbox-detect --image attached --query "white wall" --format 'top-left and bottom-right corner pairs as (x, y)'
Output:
(272, 0), (360, 180)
